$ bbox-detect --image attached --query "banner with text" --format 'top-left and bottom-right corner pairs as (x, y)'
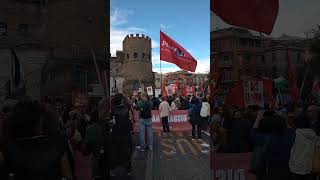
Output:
(133, 110), (191, 132)
(211, 153), (255, 180)
(243, 80), (264, 107)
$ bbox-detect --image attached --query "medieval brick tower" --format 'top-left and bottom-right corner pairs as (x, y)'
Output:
(122, 34), (154, 93)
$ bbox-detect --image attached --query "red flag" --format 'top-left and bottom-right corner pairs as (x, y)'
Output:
(160, 31), (197, 72)
(225, 81), (245, 109)
(211, 0), (279, 35)
(162, 78), (167, 97)
(286, 50), (299, 102)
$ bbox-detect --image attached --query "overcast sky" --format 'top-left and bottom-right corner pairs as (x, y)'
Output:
(211, 0), (320, 37)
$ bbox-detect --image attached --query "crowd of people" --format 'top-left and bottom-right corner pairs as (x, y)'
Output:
(209, 102), (320, 180)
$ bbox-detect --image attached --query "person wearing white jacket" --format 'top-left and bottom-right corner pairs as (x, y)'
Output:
(289, 115), (319, 180)
(200, 97), (210, 131)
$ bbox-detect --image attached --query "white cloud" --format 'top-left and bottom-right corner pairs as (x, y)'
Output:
(152, 40), (159, 49)
(110, 9), (147, 56)
(160, 24), (171, 31)
(195, 57), (210, 73)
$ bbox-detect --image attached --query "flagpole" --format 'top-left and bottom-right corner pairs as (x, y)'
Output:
(160, 29), (163, 95)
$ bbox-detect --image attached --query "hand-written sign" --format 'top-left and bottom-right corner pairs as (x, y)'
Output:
(243, 80), (264, 107)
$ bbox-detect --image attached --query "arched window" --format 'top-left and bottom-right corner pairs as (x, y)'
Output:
(142, 53), (146, 58)
(126, 54), (129, 59)
(134, 53), (138, 58)
(0, 22), (7, 35)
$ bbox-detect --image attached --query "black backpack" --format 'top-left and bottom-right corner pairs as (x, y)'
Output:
(140, 102), (152, 119)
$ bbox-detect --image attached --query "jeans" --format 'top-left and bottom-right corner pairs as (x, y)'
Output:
(161, 116), (170, 133)
(192, 123), (202, 139)
(139, 118), (153, 148)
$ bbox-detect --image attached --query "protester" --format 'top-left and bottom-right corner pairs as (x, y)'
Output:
(109, 94), (133, 175)
(0, 99), (72, 180)
(159, 96), (171, 134)
(189, 97), (202, 140)
(230, 110), (252, 153)
(251, 111), (295, 180)
(289, 110), (319, 180)
(168, 96), (177, 111)
(200, 97), (210, 131)
(81, 99), (111, 179)
(136, 94), (153, 151)
(175, 97), (181, 110)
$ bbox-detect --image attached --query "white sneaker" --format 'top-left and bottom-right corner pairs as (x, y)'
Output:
(136, 146), (145, 152)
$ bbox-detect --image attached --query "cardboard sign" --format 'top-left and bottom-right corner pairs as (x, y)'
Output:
(155, 89), (161, 98)
(243, 80), (264, 107)
(211, 153), (256, 180)
(146, 86), (153, 96)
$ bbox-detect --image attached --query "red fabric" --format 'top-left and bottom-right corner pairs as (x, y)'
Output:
(261, 77), (274, 108)
(160, 31), (197, 72)
(200, 80), (204, 93)
(225, 81), (245, 109)
(286, 50), (299, 102)
(162, 78), (167, 97)
(211, 0), (279, 35)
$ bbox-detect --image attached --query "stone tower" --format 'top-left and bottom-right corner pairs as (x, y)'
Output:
(123, 34), (154, 93)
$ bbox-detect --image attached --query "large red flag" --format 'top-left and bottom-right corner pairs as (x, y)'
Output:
(211, 0), (279, 35)
(286, 50), (299, 102)
(160, 31), (197, 72)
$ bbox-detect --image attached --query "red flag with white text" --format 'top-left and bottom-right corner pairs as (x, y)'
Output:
(160, 31), (197, 72)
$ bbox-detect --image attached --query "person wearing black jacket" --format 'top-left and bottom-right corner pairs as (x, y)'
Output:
(109, 94), (132, 176)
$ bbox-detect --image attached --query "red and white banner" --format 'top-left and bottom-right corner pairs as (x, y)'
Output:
(160, 31), (197, 72)
(133, 110), (191, 132)
(211, 153), (255, 180)
(243, 80), (264, 108)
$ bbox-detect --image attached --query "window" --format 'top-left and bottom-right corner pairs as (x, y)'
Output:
(272, 53), (277, 63)
(223, 55), (230, 61)
(134, 53), (138, 58)
(142, 53), (146, 58)
(0, 22), (7, 35)
(18, 24), (29, 34)
(148, 55), (151, 59)
(255, 40), (261, 47)
(245, 54), (251, 61)
(126, 54), (129, 59)
(297, 53), (301, 63)
(257, 55), (265, 63)
(224, 71), (232, 80)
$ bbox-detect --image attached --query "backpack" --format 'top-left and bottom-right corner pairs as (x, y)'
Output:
(200, 103), (209, 117)
(140, 102), (152, 119)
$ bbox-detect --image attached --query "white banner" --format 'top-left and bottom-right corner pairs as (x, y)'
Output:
(146, 86), (153, 96)
(243, 80), (264, 107)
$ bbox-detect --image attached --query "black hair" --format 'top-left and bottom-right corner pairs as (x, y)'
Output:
(111, 93), (123, 106)
(9, 100), (42, 138)
(202, 97), (208, 102)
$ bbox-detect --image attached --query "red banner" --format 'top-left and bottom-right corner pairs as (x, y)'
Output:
(160, 31), (197, 72)
(133, 110), (192, 132)
(211, 152), (256, 180)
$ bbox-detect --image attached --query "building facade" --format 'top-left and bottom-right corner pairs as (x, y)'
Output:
(0, 0), (109, 104)
(211, 27), (309, 99)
